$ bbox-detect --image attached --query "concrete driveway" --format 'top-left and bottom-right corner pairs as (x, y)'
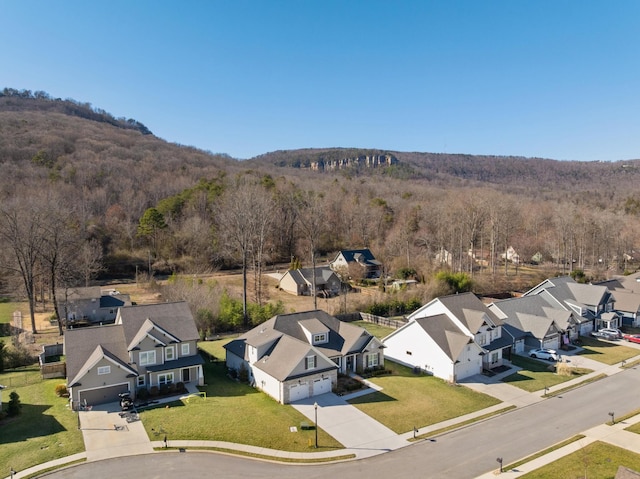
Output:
(79, 402), (154, 462)
(292, 393), (410, 457)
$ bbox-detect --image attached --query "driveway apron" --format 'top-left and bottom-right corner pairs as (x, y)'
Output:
(79, 402), (155, 462)
(292, 393), (409, 454)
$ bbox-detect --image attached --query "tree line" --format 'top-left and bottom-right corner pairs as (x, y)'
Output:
(2, 95), (640, 336)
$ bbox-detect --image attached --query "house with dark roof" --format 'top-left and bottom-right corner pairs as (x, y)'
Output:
(595, 276), (640, 327)
(278, 266), (342, 297)
(224, 310), (384, 403)
(382, 293), (510, 382)
(64, 302), (204, 409)
(488, 294), (576, 349)
(56, 286), (131, 325)
(329, 249), (382, 279)
(523, 276), (617, 333)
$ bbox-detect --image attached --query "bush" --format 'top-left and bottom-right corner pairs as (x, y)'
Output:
(54, 384), (68, 397)
(7, 391), (21, 416)
(149, 386), (159, 397)
(136, 387), (149, 400)
(159, 384), (169, 396)
(176, 382), (185, 392)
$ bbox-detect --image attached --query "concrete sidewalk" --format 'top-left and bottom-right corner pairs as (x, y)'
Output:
(6, 350), (640, 479)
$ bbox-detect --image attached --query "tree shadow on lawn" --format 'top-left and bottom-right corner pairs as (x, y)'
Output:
(347, 391), (397, 405)
(0, 403), (66, 445)
(199, 362), (263, 399)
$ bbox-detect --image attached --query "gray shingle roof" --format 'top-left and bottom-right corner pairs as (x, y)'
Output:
(415, 314), (471, 362)
(437, 292), (503, 331)
(117, 302), (199, 345)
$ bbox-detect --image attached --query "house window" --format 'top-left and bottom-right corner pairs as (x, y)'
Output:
(305, 355), (317, 370)
(367, 353), (379, 368)
(181, 343), (190, 356)
(158, 372), (174, 385)
(313, 333), (327, 344)
(478, 335), (488, 346)
(165, 346), (175, 361)
(137, 375), (145, 387)
(491, 352), (499, 364)
(139, 350), (156, 366)
(97, 366), (110, 375)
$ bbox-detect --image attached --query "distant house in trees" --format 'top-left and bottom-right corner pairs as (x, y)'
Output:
(56, 286), (131, 326)
(278, 267), (342, 297)
(330, 249), (382, 279)
(501, 246), (520, 264)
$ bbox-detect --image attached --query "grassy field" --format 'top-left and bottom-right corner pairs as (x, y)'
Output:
(139, 359), (343, 452)
(576, 335), (640, 365)
(0, 366), (85, 475)
(349, 320), (396, 339)
(517, 441), (640, 478)
(348, 361), (501, 434)
(502, 356), (593, 392)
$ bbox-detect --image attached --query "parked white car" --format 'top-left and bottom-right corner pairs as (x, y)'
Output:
(529, 348), (558, 361)
(592, 328), (622, 340)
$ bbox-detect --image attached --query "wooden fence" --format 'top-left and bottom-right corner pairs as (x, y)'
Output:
(336, 312), (406, 330)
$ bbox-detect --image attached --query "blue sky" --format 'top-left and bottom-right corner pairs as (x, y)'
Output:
(2, 1), (639, 161)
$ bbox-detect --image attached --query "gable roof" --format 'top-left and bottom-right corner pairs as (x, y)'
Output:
(490, 295), (575, 330)
(65, 324), (133, 386)
(508, 312), (559, 340)
(525, 276), (611, 311)
(281, 266), (337, 287)
(251, 335), (337, 381)
(334, 249), (381, 266)
(414, 314), (472, 362)
(436, 292), (503, 332)
(116, 302), (199, 346)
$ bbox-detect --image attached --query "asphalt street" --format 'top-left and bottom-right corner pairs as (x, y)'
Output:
(41, 364), (640, 479)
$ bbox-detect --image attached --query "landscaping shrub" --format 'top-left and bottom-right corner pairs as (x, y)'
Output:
(149, 386), (159, 397)
(54, 384), (68, 397)
(136, 387), (149, 400)
(159, 384), (169, 396)
(176, 382), (185, 392)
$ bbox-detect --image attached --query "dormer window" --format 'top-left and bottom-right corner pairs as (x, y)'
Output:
(312, 333), (327, 344)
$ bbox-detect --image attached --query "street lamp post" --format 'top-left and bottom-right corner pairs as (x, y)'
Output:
(314, 402), (318, 448)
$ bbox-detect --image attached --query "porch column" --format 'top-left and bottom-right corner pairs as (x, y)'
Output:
(197, 365), (204, 386)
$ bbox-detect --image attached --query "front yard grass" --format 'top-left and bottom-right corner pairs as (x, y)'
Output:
(502, 355), (593, 392)
(139, 349), (343, 452)
(517, 441), (640, 478)
(349, 320), (396, 339)
(347, 360), (501, 434)
(575, 335), (639, 365)
(0, 366), (85, 475)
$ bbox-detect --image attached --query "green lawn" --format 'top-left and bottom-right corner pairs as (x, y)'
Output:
(626, 421), (640, 435)
(139, 358), (343, 452)
(502, 355), (593, 392)
(517, 441), (640, 478)
(0, 366), (85, 475)
(349, 320), (396, 339)
(348, 361), (501, 434)
(576, 335), (640, 365)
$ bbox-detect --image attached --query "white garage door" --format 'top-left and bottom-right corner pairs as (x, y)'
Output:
(289, 382), (309, 402)
(313, 377), (331, 396)
(456, 358), (481, 381)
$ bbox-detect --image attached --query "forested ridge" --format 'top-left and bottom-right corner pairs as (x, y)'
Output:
(2, 90), (640, 333)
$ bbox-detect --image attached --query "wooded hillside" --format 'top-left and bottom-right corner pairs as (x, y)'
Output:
(1, 89), (640, 330)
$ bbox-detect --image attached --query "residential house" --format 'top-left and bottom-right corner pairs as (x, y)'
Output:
(278, 266), (342, 297)
(224, 310), (384, 404)
(329, 249), (382, 279)
(382, 292), (511, 382)
(501, 246), (520, 264)
(56, 286), (131, 325)
(488, 294), (577, 349)
(64, 301), (204, 409)
(523, 276), (616, 333)
(595, 276), (640, 327)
